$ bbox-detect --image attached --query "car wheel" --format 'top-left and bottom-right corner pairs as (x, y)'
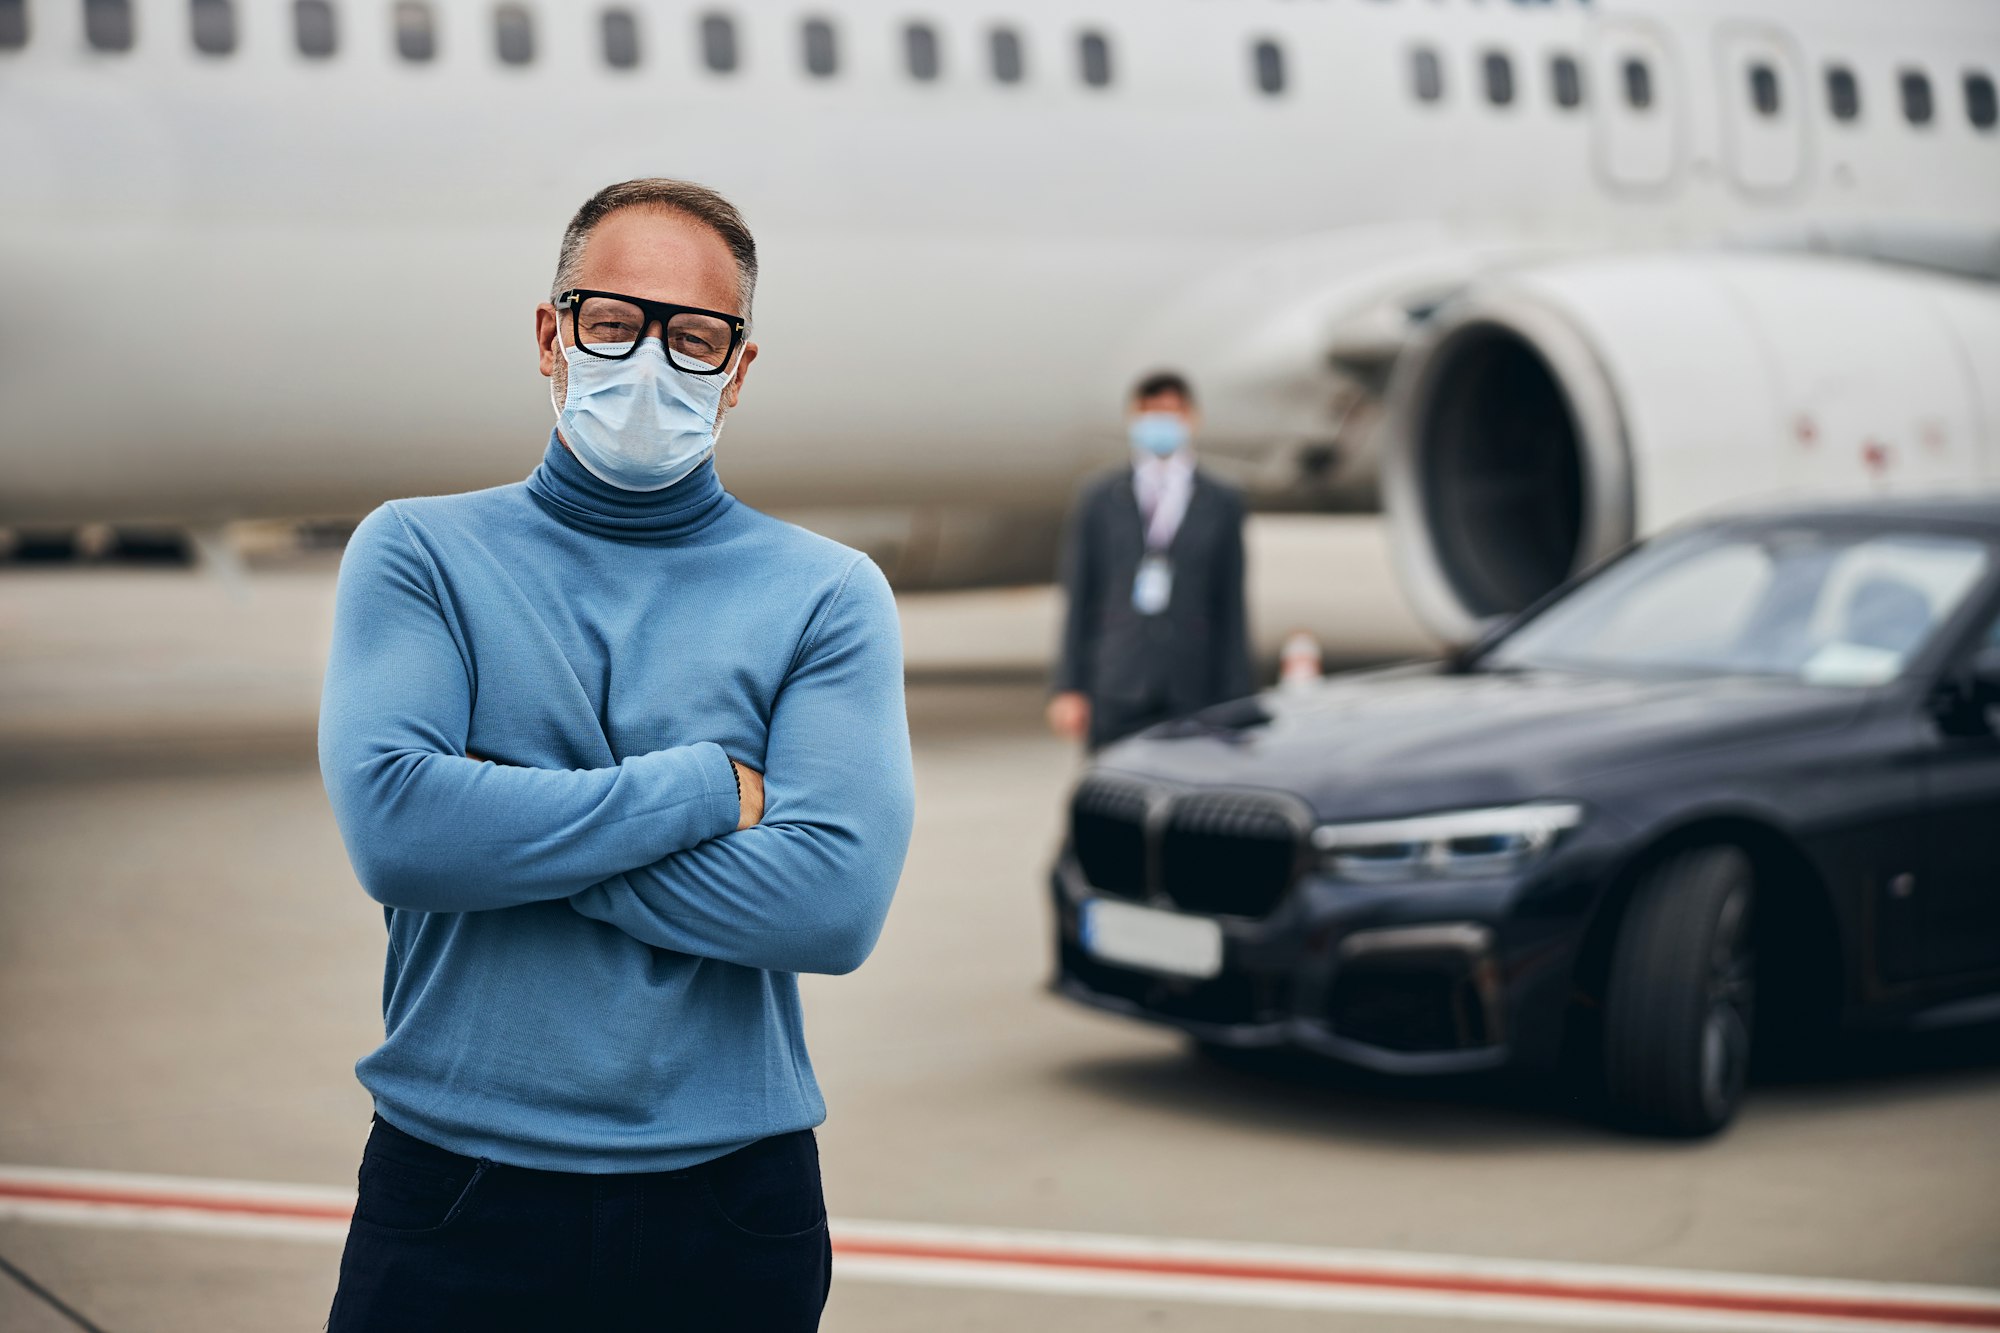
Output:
(1603, 845), (1756, 1137)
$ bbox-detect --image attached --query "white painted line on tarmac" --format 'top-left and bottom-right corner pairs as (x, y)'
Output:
(1, 1163), (1996, 1331)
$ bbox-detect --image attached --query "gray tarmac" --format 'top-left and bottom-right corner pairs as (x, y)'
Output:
(2, 524), (1998, 1332)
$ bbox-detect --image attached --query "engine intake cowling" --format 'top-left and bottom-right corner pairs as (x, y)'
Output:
(1382, 254), (2000, 642)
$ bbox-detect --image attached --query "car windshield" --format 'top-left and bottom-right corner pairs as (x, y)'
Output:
(1482, 525), (1992, 686)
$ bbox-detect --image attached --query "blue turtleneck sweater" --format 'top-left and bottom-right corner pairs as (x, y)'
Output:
(317, 433), (914, 1173)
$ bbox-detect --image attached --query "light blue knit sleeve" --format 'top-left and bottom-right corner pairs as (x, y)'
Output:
(318, 505), (741, 914)
(567, 556), (916, 975)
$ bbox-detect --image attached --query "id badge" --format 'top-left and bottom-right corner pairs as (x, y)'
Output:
(1132, 554), (1174, 616)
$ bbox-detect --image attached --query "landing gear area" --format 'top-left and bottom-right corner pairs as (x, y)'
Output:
(0, 526), (195, 567)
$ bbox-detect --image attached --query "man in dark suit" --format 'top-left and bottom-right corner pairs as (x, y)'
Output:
(1048, 372), (1255, 750)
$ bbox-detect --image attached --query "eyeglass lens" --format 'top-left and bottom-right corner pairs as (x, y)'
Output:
(573, 295), (735, 372)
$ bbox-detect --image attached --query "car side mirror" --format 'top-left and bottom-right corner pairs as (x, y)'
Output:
(1971, 647), (2000, 707)
(1933, 646), (2000, 735)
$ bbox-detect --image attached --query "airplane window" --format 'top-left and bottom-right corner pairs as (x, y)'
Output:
(699, 13), (735, 73)
(802, 16), (836, 77)
(1901, 68), (1933, 125)
(989, 26), (1023, 84)
(1411, 47), (1443, 102)
(191, 0), (235, 55)
(493, 3), (532, 65)
(1748, 62), (1779, 117)
(601, 8), (638, 69)
(1967, 71), (1997, 130)
(1483, 51), (1514, 105)
(1079, 30), (1111, 88)
(1825, 65), (1860, 121)
(905, 22), (939, 81)
(84, 0), (133, 52)
(294, 0), (336, 56)
(1550, 54), (1583, 109)
(395, 1), (435, 62)
(1622, 57), (1653, 110)
(1253, 39), (1284, 96)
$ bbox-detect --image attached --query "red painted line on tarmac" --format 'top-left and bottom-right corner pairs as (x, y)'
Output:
(0, 1179), (356, 1223)
(5, 1177), (2000, 1328)
(832, 1238), (2000, 1328)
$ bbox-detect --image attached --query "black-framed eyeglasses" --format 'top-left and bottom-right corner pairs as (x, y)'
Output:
(555, 288), (746, 375)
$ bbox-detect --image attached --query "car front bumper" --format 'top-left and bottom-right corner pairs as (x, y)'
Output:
(1050, 854), (1594, 1076)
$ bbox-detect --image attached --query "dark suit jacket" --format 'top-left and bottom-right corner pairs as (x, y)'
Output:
(1053, 465), (1255, 746)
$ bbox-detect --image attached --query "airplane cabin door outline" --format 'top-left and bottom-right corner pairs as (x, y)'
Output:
(1589, 18), (1682, 193)
(1716, 24), (1811, 196)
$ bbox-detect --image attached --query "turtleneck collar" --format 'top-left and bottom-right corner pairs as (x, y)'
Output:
(525, 430), (733, 542)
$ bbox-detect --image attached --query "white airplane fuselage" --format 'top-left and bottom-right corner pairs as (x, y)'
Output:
(2, 0), (1997, 607)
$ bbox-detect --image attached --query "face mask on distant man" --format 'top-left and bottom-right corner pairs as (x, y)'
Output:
(549, 330), (735, 492)
(1128, 412), (1191, 458)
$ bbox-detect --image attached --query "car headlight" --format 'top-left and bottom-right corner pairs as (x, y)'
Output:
(1312, 803), (1583, 882)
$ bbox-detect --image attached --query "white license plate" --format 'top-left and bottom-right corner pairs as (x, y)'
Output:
(1080, 899), (1224, 980)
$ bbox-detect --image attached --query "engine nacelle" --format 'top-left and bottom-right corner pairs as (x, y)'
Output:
(1382, 254), (2000, 643)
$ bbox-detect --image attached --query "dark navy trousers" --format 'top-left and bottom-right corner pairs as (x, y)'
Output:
(326, 1116), (831, 1332)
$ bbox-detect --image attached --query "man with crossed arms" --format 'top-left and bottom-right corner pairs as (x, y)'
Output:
(319, 178), (913, 1330)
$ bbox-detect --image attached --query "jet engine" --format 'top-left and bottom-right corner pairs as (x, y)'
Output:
(1381, 254), (2000, 643)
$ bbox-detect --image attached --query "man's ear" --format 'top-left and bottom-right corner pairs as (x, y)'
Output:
(536, 304), (561, 378)
(723, 342), (759, 410)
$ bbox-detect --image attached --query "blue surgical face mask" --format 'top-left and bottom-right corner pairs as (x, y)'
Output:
(550, 332), (735, 492)
(1128, 412), (1191, 458)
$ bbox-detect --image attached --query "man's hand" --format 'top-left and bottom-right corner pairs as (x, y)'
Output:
(1046, 691), (1090, 743)
(731, 759), (765, 830)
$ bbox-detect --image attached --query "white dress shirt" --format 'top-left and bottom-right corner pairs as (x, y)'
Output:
(1132, 451), (1195, 552)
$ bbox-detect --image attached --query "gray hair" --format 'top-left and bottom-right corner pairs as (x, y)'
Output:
(550, 178), (759, 322)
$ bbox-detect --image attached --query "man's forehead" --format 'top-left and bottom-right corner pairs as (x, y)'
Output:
(575, 207), (741, 314)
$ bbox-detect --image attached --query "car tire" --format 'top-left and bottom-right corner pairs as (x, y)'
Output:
(1603, 845), (1757, 1137)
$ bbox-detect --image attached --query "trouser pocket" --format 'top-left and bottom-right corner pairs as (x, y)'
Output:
(696, 1129), (826, 1239)
(349, 1117), (491, 1235)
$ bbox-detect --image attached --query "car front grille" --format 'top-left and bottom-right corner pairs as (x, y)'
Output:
(1069, 778), (1306, 920)
(1070, 774), (1150, 899)
(1160, 792), (1303, 918)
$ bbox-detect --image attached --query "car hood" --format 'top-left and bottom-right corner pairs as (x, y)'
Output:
(1093, 665), (1870, 821)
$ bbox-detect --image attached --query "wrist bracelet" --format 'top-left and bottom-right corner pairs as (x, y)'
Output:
(730, 758), (742, 807)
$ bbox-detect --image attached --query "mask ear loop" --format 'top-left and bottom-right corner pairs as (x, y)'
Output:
(547, 312), (568, 418)
(710, 340), (747, 441)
